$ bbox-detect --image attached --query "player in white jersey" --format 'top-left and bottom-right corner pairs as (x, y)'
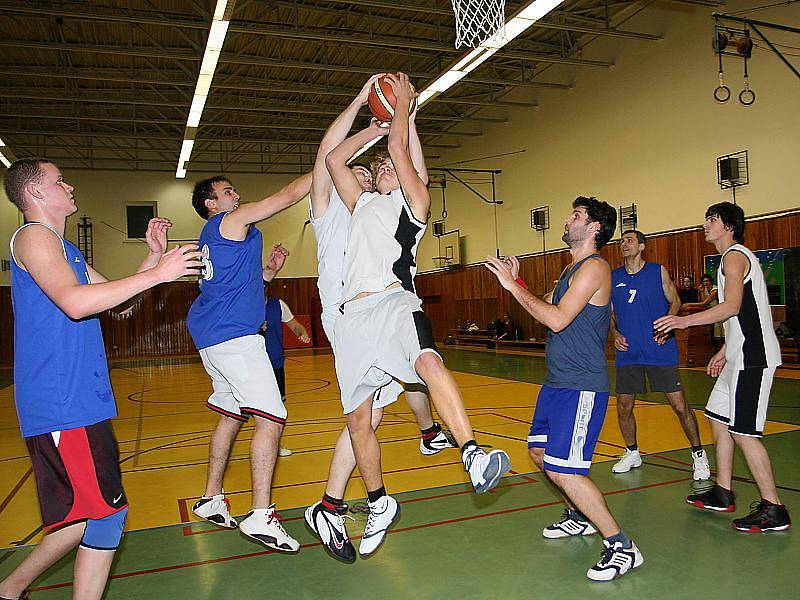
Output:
(322, 72), (512, 558)
(305, 75), (455, 562)
(655, 202), (790, 532)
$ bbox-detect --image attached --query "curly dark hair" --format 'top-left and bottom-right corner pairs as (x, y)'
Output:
(574, 196), (617, 250)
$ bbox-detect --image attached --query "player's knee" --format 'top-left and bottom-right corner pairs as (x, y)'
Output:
(370, 407), (384, 430)
(415, 351), (443, 378)
(80, 507), (128, 551)
(347, 405), (373, 435)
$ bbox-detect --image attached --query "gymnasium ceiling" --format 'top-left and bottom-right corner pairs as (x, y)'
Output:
(0, 0), (722, 175)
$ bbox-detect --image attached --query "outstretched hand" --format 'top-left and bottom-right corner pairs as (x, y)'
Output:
(266, 243), (289, 273)
(154, 244), (203, 282)
(356, 73), (385, 105)
(485, 256), (517, 291)
(145, 217), (172, 255)
(653, 314), (688, 335)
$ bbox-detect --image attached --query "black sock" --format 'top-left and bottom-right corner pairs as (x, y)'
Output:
(605, 530), (631, 548)
(420, 422), (441, 439)
(569, 508), (589, 522)
(692, 445), (703, 454)
(367, 487), (386, 503)
(626, 444), (638, 452)
(461, 439), (478, 453)
(321, 493), (343, 512)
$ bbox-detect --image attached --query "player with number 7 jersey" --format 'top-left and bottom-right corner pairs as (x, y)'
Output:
(610, 230), (708, 481)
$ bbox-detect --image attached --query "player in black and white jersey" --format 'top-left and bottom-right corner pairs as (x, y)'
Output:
(320, 72), (511, 559)
(304, 75), (456, 563)
(655, 202), (790, 532)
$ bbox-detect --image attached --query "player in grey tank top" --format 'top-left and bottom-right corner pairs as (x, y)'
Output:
(487, 197), (645, 581)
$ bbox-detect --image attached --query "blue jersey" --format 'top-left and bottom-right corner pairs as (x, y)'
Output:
(544, 254), (611, 392)
(611, 262), (678, 366)
(187, 213), (265, 349)
(10, 223), (116, 438)
(262, 296), (284, 369)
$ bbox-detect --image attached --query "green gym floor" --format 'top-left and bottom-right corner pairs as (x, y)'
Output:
(1, 348), (798, 599)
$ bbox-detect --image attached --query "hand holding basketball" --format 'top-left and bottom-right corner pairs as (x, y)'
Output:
(357, 73), (385, 106)
(367, 73), (416, 122)
(367, 117), (390, 135)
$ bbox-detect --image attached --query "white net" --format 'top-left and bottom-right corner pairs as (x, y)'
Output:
(451, 0), (506, 49)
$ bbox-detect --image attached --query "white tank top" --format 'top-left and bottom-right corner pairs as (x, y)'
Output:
(311, 188), (351, 310)
(718, 244), (781, 368)
(341, 187), (426, 304)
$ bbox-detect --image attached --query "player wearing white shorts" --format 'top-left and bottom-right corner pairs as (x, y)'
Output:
(186, 172), (312, 551)
(304, 76), (455, 562)
(655, 202), (790, 532)
(322, 72), (511, 558)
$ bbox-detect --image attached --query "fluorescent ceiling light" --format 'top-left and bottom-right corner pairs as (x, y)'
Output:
(213, 0), (229, 21)
(187, 95), (208, 128)
(176, 0), (233, 177)
(207, 20), (229, 51)
(352, 1), (565, 165)
(0, 137), (5, 146)
(518, 0), (564, 21)
(0, 153), (11, 168)
(179, 139), (195, 163)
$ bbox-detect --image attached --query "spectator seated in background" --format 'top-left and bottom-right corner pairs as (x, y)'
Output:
(683, 273), (722, 344)
(678, 275), (700, 304)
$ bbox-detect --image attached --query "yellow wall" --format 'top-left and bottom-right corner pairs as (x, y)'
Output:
(2, 0), (798, 284)
(420, 0), (800, 270)
(0, 170), (314, 284)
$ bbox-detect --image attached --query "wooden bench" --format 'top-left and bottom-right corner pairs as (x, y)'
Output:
(495, 339), (546, 351)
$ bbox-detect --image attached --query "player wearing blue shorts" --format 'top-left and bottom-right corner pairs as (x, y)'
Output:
(1, 158), (200, 600)
(487, 197), (644, 581)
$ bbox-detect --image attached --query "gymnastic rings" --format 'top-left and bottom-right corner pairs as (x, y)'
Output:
(714, 85), (731, 102)
(739, 88), (755, 105)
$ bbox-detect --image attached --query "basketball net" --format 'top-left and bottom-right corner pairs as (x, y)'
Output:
(451, 0), (506, 48)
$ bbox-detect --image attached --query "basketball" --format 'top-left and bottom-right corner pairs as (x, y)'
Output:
(367, 75), (416, 122)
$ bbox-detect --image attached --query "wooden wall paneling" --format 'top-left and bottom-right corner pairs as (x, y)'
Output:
(0, 287), (12, 368)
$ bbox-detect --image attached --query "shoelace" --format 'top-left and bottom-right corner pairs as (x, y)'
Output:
(556, 508), (572, 523)
(267, 510), (290, 536)
(746, 500), (765, 516)
(463, 445), (483, 470)
(598, 545), (615, 566)
(223, 497), (232, 512)
(364, 502), (387, 534)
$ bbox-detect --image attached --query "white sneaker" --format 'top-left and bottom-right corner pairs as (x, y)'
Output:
(239, 505), (299, 552)
(692, 449), (711, 481)
(586, 539), (644, 581)
(279, 446), (292, 457)
(192, 492), (237, 529)
(612, 449), (642, 473)
(420, 425), (458, 455)
(543, 509), (598, 539)
(359, 495), (400, 557)
(463, 445), (511, 494)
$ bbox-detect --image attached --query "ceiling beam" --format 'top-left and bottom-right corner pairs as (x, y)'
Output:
(0, 91), (507, 123)
(1, 129), (461, 148)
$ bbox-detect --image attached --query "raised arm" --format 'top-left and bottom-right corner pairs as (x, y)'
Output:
(385, 73), (429, 222)
(13, 225), (202, 320)
(325, 120), (388, 211)
(311, 74), (383, 218)
(262, 243), (289, 283)
(654, 251), (747, 334)
(486, 255), (607, 332)
(408, 107), (429, 186)
(222, 172), (312, 238)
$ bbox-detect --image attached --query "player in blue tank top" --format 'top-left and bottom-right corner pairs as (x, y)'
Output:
(1, 158), (201, 600)
(487, 197), (644, 581)
(609, 230), (708, 482)
(186, 171), (312, 552)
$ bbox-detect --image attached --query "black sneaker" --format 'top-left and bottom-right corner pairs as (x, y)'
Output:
(304, 501), (356, 563)
(687, 484), (736, 512)
(420, 424), (458, 455)
(732, 500), (791, 532)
